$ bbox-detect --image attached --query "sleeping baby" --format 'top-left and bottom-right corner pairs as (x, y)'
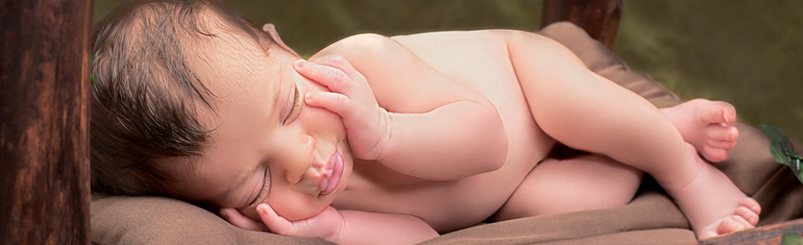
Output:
(90, 0), (760, 243)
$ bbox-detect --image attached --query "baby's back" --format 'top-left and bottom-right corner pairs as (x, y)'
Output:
(328, 30), (556, 232)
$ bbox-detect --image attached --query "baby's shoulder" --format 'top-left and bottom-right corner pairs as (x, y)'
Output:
(315, 30), (525, 58)
(390, 29), (517, 43)
(312, 33), (396, 60)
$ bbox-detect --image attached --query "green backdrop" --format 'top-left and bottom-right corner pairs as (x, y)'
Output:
(94, 0), (803, 144)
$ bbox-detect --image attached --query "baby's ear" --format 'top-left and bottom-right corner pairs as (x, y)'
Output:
(261, 23), (275, 33)
(262, 23), (299, 57)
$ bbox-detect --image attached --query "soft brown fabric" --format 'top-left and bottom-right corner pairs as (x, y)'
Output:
(91, 22), (803, 244)
(91, 196), (333, 245)
(423, 191), (694, 245)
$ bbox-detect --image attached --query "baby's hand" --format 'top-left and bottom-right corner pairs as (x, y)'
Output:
(295, 55), (390, 161)
(220, 204), (345, 242)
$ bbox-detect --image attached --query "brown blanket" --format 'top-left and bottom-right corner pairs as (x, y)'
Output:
(91, 22), (803, 245)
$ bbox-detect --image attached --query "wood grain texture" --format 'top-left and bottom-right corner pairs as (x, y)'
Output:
(694, 218), (803, 245)
(542, 0), (622, 49)
(0, 0), (93, 244)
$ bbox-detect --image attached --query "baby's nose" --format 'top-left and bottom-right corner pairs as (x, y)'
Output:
(285, 135), (316, 184)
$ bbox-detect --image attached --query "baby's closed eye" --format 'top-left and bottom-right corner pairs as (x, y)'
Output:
(283, 86), (302, 125)
(249, 166), (271, 206)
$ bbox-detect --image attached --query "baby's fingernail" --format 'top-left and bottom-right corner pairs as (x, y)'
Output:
(257, 204), (268, 214)
(295, 59), (305, 68)
(219, 210), (228, 218)
(305, 93), (313, 101)
(723, 109), (729, 123)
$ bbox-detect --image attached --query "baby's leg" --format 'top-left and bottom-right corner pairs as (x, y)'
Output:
(493, 99), (742, 221)
(507, 31), (759, 239)
(492, 154), (643, 221)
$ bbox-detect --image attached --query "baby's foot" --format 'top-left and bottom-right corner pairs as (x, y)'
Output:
(661, 99), (739, 162)
(666, 150), (761, 240)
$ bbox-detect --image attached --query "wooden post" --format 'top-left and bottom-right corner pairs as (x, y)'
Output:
(0, 0), (93, 244)
(542, 0), (622, 49)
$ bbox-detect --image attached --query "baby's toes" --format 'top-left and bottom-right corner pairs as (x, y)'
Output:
(707, 139), (736, 150)
(739, 198), (762, 216)
(716, 216), (753, 235)
(703, 145), (729, 162)
(695, 99), (737, 125)
(701, 125), (738, 163)
(734, 206), (759, 226)
(716, 102), (738, 124)
(706, 124), (739, 143)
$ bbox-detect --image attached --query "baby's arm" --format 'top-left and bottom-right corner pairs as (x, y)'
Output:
(301, 34), (508, 181)
(335, 210), (438, 244)
(222, 205), (438, 245)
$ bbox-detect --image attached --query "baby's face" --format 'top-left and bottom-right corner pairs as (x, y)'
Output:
(167, 44), (354, 222)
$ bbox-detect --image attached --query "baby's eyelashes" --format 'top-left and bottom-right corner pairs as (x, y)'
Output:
(283, 87), (301, 124)
(249, 166), (272, 206)
(281, 85), (303, 125)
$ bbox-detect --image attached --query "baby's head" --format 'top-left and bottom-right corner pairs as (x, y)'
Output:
(91, 0), (353, 221)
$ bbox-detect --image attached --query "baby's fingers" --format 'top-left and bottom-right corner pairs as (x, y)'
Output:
(295, 59), (354, 94)
(310, 55), (361, 80)
(220, 208), (268, 232)
(305, 91), (354, 118)
(256, 204), (298, 235)
(256, 203), (328, 238)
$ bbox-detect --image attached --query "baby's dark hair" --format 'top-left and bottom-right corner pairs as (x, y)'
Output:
(90, 0), (273, 196)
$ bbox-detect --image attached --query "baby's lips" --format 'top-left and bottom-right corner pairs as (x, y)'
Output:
(315, 153), (339, 194)
(316, 168), (331, 193)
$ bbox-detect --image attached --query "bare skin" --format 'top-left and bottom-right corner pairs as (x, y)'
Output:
(659, 99), (760, 238)
(500, 31), (759, 239)
(492, 98), (760, 239)
(167, 20), (760, 243)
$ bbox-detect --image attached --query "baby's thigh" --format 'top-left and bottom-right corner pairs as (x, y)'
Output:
(491, 154), (643, 221)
